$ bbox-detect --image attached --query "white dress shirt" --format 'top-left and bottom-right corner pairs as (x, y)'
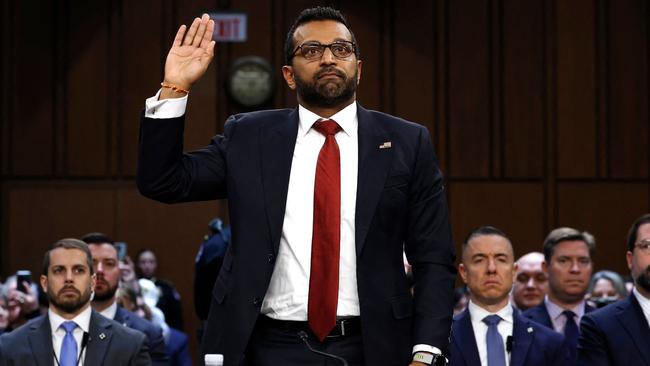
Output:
(544, 296), (585, 333)
(49, 305), (92, 366)
(468, 300), (514, 366)
(633, 287), (650, 327)
(98, 301), (118, 321)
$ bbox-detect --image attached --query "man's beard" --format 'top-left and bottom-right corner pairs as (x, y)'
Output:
(295, 66), (358, 108)
(92, 278), (118, 302)
(48, 285), (92, 314)
(635, 265), (650, 293)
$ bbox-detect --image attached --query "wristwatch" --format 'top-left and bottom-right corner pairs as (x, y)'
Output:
(413, 352), (448, 366)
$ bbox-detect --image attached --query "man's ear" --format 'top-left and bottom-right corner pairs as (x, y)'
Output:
(40, 275), (48, 293)
(459, 263), (468, 284)
(282, 65), (297, 90)
(356, 60), (362, 85)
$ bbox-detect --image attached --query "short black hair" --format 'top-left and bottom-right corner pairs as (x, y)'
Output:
(42, 238), (94, 276)
(80, 232), (114, 245)
(627, 214), (650, 252)
(284, 6), (360, 65)
(462, 226), (512, 257)
(542, 227), (594, 262)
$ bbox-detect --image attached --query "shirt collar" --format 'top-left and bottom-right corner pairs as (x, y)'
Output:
(468, 299), (514, 324)
(98, 301), (118, 320)
(633, 287), (650, 314)
(545, 296), (585, 320)
(49, 304), (92, 334)
(297, 101), (357, 138)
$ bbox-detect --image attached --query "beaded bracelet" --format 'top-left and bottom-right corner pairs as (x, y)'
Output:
(160, 82), (189, 95)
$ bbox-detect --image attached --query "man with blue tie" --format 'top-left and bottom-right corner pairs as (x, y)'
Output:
(0, 238), (150, 365)
(578, 213), (650, 366)
(450, 226), (571, 366)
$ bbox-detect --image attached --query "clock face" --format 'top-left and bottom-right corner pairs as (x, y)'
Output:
(227, 57), (274, 108)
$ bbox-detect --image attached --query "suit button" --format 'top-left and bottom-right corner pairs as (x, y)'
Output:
(267, 254), (275, 263)
(253, 297), (262, 307)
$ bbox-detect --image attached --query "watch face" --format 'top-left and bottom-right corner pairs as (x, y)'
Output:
(227, 56), (274, 108)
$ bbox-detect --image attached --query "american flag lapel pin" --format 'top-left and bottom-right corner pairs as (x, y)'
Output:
(379, 141), (392, 149)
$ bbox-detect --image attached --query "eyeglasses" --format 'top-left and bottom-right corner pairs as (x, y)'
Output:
(635, 239), (650, 254)
(291, 41), (356, 61)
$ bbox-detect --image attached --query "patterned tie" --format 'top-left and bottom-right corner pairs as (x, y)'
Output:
(60, 321), (78, 366)
(563, 310), (579, 349)
(308, 119), (342, 342)
(483, 315), (506, 366)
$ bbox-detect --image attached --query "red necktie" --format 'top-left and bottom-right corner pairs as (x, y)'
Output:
(308, 119), (342, 341)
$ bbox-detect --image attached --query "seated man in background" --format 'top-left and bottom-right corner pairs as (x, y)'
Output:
(450, 226), (571, 366)
(511, 252), (548, 311)
(578, 213), (650, 366)
(0, 238), (150, 365)
(81, 233), (169, 365)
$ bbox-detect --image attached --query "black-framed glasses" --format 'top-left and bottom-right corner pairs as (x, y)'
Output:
(291, 41), (356, 61)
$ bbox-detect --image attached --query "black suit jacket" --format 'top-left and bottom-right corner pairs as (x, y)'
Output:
(522, 301), (595, 330)
(577, 294), (650, 366)
(114, 306), (169, 366)
(137, 105), (456, 365)
(0, 310), (150, 366)
(450, 307), (571, 366)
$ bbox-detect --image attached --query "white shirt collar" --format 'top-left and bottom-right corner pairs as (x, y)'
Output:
(545, 296), (585, 321)
(468, 299), (514, 324)
(297, 101), (358, 138)
(633, 287), (650, 320)
(49, 304), (92, 334)
(98, 301), (118, 320)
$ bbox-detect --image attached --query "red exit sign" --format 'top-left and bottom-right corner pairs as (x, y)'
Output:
(210, 13), (247, 42)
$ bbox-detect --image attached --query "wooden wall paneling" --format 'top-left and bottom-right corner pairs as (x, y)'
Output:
(448, 182), (544, 259)
(555, 0), (597, 179)
(342, 1), (382, 110)
(447, 0), (491, 178)
(595, 0), (609, 178)
(11, 1), (55, 176)
(607, 0), (648, 178)
(66, 1), (110, 176)
(556, 183), (649, 273)
(4, 183), (116, 276)
(392, 0), (434, 130)
(272, 0), (289, 109)
(0, 1), (12, 176)
(489, 0), (502, 178)
(543, 0), (557, 231)
(434, 0), (448, 171)
(502, 0), (544, 178)
(120, 1), (164, 176)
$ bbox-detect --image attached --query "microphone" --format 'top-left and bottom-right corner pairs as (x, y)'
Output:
(506, 336), (514, 353)
(297, 331), (349, 366)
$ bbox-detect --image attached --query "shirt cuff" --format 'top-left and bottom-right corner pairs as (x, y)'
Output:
(144, 89), (188, 119)
(412, 344), (442, 355)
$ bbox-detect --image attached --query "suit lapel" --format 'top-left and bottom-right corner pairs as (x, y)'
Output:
(84, 311), (113, 366)
(354, 106), (392, 256)
(452, 309), (481, 366)
(616, 295), (650, 365)
(260, 110), (299, 254)
(510, 311), (533, 366)
(529, 303), (553, 329)
(27, 315), (53, 366)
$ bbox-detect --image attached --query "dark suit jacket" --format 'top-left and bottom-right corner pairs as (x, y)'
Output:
(166, 328), (192, 366)
(114, 306), (169, 365)
(577, 294), (650, 366)
(522, 301), (595, 329)
(450, 307), (572, 366)
(137, 105), (457, 365)
(0, 310), (150, 366)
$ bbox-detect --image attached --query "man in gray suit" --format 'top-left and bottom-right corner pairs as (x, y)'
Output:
(0, 238), (150, 366)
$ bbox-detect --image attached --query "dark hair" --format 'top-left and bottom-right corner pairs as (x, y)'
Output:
(462, 226), (511, 256)
(80, 232), (114, 245)
(627, 214), (650, 252)
(284, 6), (360, 65)
(42, 238), (94, 276)
(542, 227), (594, 262)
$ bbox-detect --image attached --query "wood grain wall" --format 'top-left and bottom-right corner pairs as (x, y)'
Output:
(2, 0), (649, 360)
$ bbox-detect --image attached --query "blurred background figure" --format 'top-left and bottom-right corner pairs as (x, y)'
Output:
(194, 217), (230, 322)
(512, 252), (548, 311)
(586, 270), (627, 308)
(2, 275), (41, 332)
(136, 248), (184, 330)
(0, 284), (9, 335)
(452, 287), (469, 316)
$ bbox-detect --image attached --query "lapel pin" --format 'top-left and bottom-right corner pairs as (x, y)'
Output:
(527, 327), (533, 333)
(99, 333), (106, 340)
(379, 141), (392, 149)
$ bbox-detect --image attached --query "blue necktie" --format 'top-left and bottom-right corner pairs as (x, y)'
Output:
(60, 321), (78, 366)
(483, 315), (506, 366)
(563, 310), (579, 348)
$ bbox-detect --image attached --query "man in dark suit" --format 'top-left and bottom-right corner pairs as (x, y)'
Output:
(577, 213), (650, 366)
(137, 6), (455, 366)
(81, 233), (169, 365)
(450, 226), (571, 366)
(523, 227), (595, 359)
(0, 238), (150, 365)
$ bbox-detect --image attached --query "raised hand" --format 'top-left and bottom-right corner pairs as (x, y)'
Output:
(162, 13), (215, 97)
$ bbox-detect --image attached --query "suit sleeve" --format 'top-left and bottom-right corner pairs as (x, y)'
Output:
(137, 112), (237, 204)
(147, 324), (169, 366)
(130, 332), (152, 366)
(404, 126), (456, 353)
(577, 313), (611, 366)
